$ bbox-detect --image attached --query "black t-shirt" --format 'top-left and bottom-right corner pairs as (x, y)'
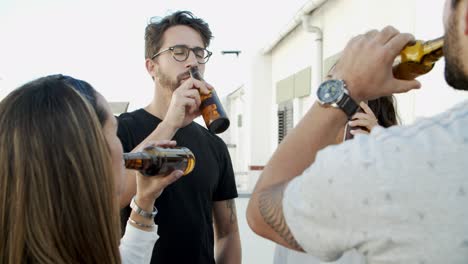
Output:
(117, 109), (238, 264)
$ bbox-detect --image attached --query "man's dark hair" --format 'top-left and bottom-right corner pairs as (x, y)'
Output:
(452, 0), (461, 8)
(145, 11), (213, 59)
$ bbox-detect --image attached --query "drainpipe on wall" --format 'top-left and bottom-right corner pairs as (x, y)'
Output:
(262, 0), (328, 54)
(262, 0), (328, 121)
(302, 14), (323, 110)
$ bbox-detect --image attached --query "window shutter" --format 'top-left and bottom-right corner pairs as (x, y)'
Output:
(278, 101), (293, 144)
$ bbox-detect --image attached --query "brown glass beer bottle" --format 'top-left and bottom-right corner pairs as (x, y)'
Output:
(189, 66), (230, 134)
(124, 146), (195, 176)
(393, 36), (444, 80)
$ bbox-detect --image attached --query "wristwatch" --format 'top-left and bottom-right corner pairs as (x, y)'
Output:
(316, 79), (359, 119)
(130, 196), (158, 219)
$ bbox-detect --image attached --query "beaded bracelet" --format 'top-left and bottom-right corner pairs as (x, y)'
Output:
(128, 218), (156, 228)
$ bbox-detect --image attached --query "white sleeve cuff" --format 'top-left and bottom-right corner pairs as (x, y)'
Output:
(120, 222), (159, 264)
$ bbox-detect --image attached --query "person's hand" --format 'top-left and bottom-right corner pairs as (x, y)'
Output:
(348, 101), (379, 136)
(163, 77), (212, 129)
(134, 140), (184, 208)
(330, 26), (421, 101)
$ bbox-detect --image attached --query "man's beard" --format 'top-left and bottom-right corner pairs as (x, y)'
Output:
(156, 68), (191, 91)
(444, 10), (468, 91)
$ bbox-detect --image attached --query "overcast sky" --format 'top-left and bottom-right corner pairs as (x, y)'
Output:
(0, 0), (307, 108)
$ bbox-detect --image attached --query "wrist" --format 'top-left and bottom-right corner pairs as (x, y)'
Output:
(136, 185), (162, 205)
(328, 73), (363, 102)
(346, 88), (364, 103)
(158, 119), (180, 135)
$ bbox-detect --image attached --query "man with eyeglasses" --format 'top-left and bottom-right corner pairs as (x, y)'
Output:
(117, 11), (241, 264)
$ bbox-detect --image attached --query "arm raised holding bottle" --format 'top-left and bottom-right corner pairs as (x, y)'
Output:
(118, 76), (211, 208)
(247, 26), (421, 253)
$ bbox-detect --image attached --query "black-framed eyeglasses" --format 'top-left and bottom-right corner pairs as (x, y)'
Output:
(151, 45), (213, 64)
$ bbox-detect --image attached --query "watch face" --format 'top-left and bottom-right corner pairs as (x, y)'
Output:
(317, 79), (344, 104)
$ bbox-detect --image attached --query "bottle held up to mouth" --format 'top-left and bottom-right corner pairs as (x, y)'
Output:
(189, 66), (230, 134)
(124, 146), (196, 176)
(393, 36), (444, 80)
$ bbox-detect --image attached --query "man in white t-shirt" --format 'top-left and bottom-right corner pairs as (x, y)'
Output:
(247, 0), (468, 263)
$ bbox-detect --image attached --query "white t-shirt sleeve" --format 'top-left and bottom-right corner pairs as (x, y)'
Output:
(283, 136), (380, 262)
(120, 222), (159, 264)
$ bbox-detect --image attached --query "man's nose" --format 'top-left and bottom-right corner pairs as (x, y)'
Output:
(185, 50), (199, 68)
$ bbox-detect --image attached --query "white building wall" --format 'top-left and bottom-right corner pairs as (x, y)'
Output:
(225, 88), (252, 192)
(244, 51), (274, 191)
(224, 50), (274, 193)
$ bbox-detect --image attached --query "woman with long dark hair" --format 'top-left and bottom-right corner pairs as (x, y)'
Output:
(0, 75), (181, 263)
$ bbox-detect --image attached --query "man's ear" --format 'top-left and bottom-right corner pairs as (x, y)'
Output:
(145, 59), (156, 80)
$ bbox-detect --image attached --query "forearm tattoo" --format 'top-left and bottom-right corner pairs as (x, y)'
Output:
(258, 183), (304, 251)
(226, 199), (237, 224)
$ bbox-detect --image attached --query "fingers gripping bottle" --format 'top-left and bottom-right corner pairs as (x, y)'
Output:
(189, 66), (230, 134)
(393, 36), (444, 80)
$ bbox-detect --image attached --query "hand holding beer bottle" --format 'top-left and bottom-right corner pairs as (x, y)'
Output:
(127, 140), (190, 208)
(189, 66), (230, 134)
(124, 141), (195, 177)
(393, 36), (444, 80)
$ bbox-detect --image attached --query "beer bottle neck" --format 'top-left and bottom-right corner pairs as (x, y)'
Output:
(422, 36), (444, 64)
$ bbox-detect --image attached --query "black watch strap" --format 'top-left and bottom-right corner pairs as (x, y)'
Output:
(336, 93), (359, 119)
